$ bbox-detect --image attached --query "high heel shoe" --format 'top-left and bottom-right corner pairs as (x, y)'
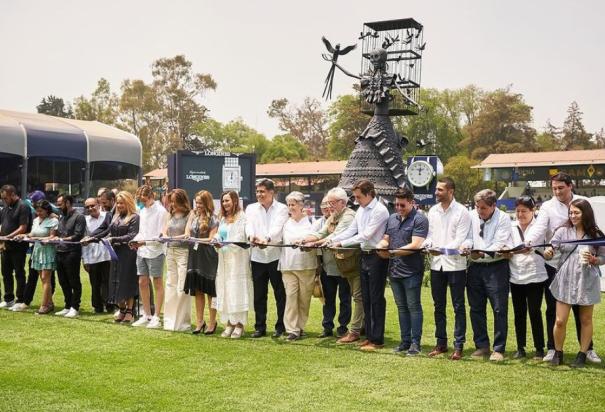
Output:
(204, 322), (217, 335)
(193, 321), (207, 335)
(121, 309), (134, 324)
(114, 308), (126, 323)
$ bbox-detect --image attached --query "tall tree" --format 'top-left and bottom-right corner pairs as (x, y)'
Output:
(560, 101), (593, 150)
(261, 134), (308, 163)
(326, 93), (368, 160)
(267, 97), (329, 159)
(460, 87), (537, 160)
(594, 128), (605, 149)
(535, 120), (561, 151)
(73, 78), (119, 125)
(194, 118), (270, 160)
(36, 95), (73, 118)
(443, 155), (486, 203)
(151, 55), (216, 151)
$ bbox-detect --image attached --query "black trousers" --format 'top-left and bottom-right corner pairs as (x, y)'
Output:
(251, 260), (286, 333)
(544, 265), (592, 350)
(56, 250), (83, 311)
(430, 269), (467, 350)
(1, 247), (27, 303)
(510, 281), (545, 351)
(467, 260), (509, 353)
(320, 269), (351, 333)
(359, 253), (389, 345)
(88, 261), (111, 312)
(23, 257), (56, 305)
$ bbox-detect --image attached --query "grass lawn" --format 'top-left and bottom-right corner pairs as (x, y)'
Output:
(1, 271), (605, 411)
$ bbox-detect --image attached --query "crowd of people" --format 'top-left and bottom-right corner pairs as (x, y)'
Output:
(1, 171), (603, 368)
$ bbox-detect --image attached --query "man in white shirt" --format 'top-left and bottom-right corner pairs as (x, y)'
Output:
(245, 179), (289, 338)
(131, 186), (168, 329)
(82, 198), (112, 313)
(424, 177), (471, 360)
(463, 189), (513, 362)
(330, 180), (389, 351)
(525, 172), (600, 363)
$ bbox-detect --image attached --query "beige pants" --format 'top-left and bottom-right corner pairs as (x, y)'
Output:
(163, 247), (191, 331)
(347, 274), (364, 333)
(282, 269), (316, 335)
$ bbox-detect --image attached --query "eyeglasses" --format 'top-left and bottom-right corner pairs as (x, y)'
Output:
(479, 221), (485, 238)
(84, 205), (96, 209)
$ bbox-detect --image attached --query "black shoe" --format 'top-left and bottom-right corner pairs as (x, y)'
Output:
(393, 343), (411, 354)
(319, 329), (333, 338)
(571, 351), (587, 368)
(336, 327), (348, 338)
(513, 349), (527, 359)
(550, 350), (564, 366)
(286, 333), (299, 341)
(94, 308), (104, 314)
(251, 330), (266, 338)
(534, 349), (545, 360)
(272, 329), (285, 338)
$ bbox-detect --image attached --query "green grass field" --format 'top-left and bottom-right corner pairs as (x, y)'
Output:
(1, 271), (605, 411)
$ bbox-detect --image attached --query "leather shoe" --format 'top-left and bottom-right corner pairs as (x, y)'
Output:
(337, 332), (360, 344)
(450, 349), (463, 360)
(471, 347), (490, 358)
(360, 342), (384, 352)
(251, 330), (266, 338)
(428, 345), (448, 357)
(357, 339), (370, 347)
(318, 330), (333, 338)
(489, 351), (505, 362)
(272, 329), (285, 338)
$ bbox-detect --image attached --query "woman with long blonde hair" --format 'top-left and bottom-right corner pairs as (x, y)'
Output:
(184, 190), (219, 334)
(88, 191), (140, 323)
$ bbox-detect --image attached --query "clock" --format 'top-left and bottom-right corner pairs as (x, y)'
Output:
(407, 160), (435, 187)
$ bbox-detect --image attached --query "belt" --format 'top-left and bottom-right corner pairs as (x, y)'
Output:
(361, 250), (377, 255)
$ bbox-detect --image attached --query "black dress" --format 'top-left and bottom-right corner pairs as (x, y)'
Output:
(94, 214), (140, 304)
(184, 216), (218, 297)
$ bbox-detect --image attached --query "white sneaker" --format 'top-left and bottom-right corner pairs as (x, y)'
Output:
(587, 349), (602, 364)
(64, 308), (79, 318)
(146, 316), (161, 329)
(0, 300), (15, 309)
(543, 349), (556, 362)
(10, 303), (28, 312)
(55, 308), (70, 316)
(133, 316), (151, 327)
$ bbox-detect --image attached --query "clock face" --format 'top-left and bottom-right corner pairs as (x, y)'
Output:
(407, 160), (434, 187)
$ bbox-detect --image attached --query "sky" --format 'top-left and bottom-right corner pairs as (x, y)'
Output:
(1, 0), (604, 139)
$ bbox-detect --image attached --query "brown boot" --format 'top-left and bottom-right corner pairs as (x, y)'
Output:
(337, 331), (360, 344)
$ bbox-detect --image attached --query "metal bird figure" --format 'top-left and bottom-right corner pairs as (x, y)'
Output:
(415, 27), (423, 38)
(321, 36), (357, 100)
(416, 42), (427, 51)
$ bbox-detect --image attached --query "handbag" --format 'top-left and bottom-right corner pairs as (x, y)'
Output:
(312, 273), (325, 304)
(334, 248), (361, 278)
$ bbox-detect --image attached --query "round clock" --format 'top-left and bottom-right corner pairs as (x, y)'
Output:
(407, 160), (435, 187)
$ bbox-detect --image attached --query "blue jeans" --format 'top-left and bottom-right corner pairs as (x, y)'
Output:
(390, 274), (423, 346)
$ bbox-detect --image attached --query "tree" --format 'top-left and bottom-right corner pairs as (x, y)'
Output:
(36, 95), (73, 118)
(73, 78), (119, 125)
(151, 55), (216, 151)
(193, 118), (270, 160)
(267, 97), (329, 159)
(594, 128), (605, 149)
(443, 155), (485, 203)
(560, 101), (593, 150)
(460, 87), (537, 160)
(535, 121), (561, 152)
(118, 79), (166, 171)
(326, 93), (368, 160)
(261, 134), (308, 163)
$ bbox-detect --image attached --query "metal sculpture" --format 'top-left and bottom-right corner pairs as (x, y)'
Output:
(321, 18), (425, 201)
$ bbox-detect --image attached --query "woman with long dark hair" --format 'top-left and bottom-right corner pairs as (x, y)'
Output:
(545, 199), (605, 367)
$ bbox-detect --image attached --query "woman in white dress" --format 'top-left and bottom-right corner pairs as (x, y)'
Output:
(214, 191), (252, 339)
(280, 191), (317, 341)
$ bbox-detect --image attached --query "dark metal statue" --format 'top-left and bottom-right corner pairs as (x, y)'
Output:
(321, 18), (425, 201)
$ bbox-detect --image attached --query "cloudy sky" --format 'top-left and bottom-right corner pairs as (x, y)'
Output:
(1, 0), (603, 138)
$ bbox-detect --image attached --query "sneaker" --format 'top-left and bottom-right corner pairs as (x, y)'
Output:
(407, 343), (421, 356)
(55, 308), (70, 316)
(64, 308), (79, 318)
(10, 303), (28, 312)
(489, 351), (505, 362)
(0, 300), (15, 309)
(133, 316), (151, 327)
(286, 333), (299, 341)
(146, 316), (161, 329)
(513, 349), (526, 359)
(586, 349), (602, 364)
(534, 349), (545, 360)
(571, 351), (587, 368)
(543, 349), (556, 362)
